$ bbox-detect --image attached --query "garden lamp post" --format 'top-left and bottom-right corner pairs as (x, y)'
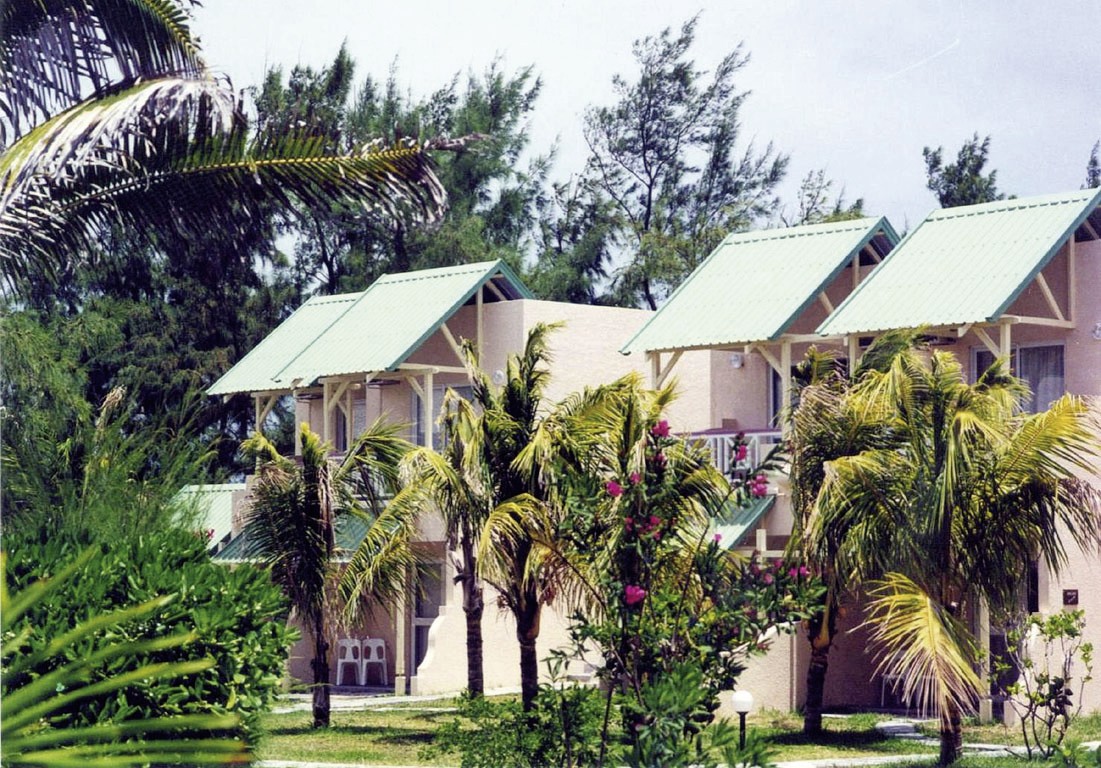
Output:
(731, 689), (754, 750)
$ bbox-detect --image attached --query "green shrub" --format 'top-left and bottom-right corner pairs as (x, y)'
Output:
(424, 683), (604, 768)
(4, 527), (295, 745)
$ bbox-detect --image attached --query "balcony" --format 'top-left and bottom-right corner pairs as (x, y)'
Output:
(685, 427), (784, 478)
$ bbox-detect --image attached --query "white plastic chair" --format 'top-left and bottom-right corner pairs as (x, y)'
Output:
(362, 638), (388, 686)
(336, 638), (362, 686)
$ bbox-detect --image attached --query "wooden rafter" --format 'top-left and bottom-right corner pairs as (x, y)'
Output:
(1033, 272), (1066, 322)
(483, 279), (507, 302)
(438, 322), (467, 367)
(253, 393), (277, 433)
(648, 350), (683, 389)
(818, 291), (834, 314)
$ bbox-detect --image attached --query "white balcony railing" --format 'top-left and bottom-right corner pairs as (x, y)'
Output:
(685, 428), (783, 478)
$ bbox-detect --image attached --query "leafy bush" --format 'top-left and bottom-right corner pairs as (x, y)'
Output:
(2, 548), (248, 767)
(4, 527), (295, 745)
(424, 682), (604, 768)
(998, 610), (1095, 758)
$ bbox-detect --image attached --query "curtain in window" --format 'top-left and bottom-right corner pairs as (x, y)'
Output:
(975, 345), (1064, 414)
(1019, 345), (1064, 412)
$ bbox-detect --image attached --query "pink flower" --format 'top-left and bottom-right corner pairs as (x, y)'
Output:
(625, 585), (647, 606)
(648, 515), (660, 527)
(751, 483), (767, 498)
(788, 567), (799, 578)
(651, 420), (670, 437)
(606, 480), (623, 498)
(713, 533), (723, 544)
(735, 444), (748, 462)
(624, 516), (634, 530)
(629, 471), (642, 485)
(799, 565), (810, 578)
(763, 573), (774, 585)
(653, 452), (666, 466)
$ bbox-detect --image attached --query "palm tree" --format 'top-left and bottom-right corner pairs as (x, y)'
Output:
(786, 330), (922, 736)
(243, 419), (414, 728)
(1, 0), (445, 295)
(810, 347), (1101, 765)
(471, 323), (560, 710)
(381, 394), (492, 696)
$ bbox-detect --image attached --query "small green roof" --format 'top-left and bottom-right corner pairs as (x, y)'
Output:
(208, 260), (531, 396)
(174, 483), (245, 546)
(213, 513), (372, 564)
(620, 217), (898, 355)
(711, 495), (776, 549)
(818, 189), (1101, 337)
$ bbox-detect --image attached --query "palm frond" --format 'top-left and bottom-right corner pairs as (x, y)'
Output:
(338, 500), (421, 623)
(2, 77), (446, 292)
(861, 573), (981, 719)
(240, 424), (335, 626)
(2, 0), (206, 142)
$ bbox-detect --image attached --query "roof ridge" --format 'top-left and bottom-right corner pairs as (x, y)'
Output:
(930, 189), (1100, 220)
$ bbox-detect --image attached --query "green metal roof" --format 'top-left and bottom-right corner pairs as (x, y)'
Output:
(207, 260), (531, 396)
(208, 292), (362, 396)
(213, 512), (372, 564)
(620, 218), (898, 355)
(173, 483), (245, 546)
(818, 189), (1101, 336)
(711, 494), (776, 549)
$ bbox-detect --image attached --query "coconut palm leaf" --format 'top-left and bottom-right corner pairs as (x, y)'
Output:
(2, 0), (206, 140)
(2, 78), (445, 291)
(2, 0), (449, 299)
(241, 425), (334, 628)
(862, 572), (981, 719)
(335, 417), (417, 622)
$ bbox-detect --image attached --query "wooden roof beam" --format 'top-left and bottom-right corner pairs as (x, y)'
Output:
(1032, 272), (1066, 322)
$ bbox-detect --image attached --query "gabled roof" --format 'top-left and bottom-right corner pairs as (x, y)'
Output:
(208, 293), (362, 396)
(620, 217), (898, 355)
(818, 189), (1101, 337)
(208, 260), (531, 396)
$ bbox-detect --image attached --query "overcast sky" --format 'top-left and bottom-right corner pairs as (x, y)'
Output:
(195, 0), (1099, 231)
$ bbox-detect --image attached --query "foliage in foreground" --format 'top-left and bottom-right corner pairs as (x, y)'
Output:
(1, 547), (250, 767)
(4, 528), (294, 748)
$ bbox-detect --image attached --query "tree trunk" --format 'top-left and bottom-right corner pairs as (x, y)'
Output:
(310, 615), (331, 728)
(517, 602), (542, 711)
(802, 605), (837, 736)
(938, 700), (963, 765)
(463, 577), (485, 697)
(803, 641), (830, 735)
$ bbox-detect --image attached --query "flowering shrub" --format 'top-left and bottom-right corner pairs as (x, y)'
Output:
(563, 413), (823, 766)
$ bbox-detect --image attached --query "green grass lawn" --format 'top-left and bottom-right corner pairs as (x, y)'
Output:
(254, 702), (1101, 767)
(257, 703), (461, 766)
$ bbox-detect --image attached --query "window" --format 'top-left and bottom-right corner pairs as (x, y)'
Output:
(770, 357), (847, 426)
(413, 385), (474, 447)
(974, 344), (1064, 413)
